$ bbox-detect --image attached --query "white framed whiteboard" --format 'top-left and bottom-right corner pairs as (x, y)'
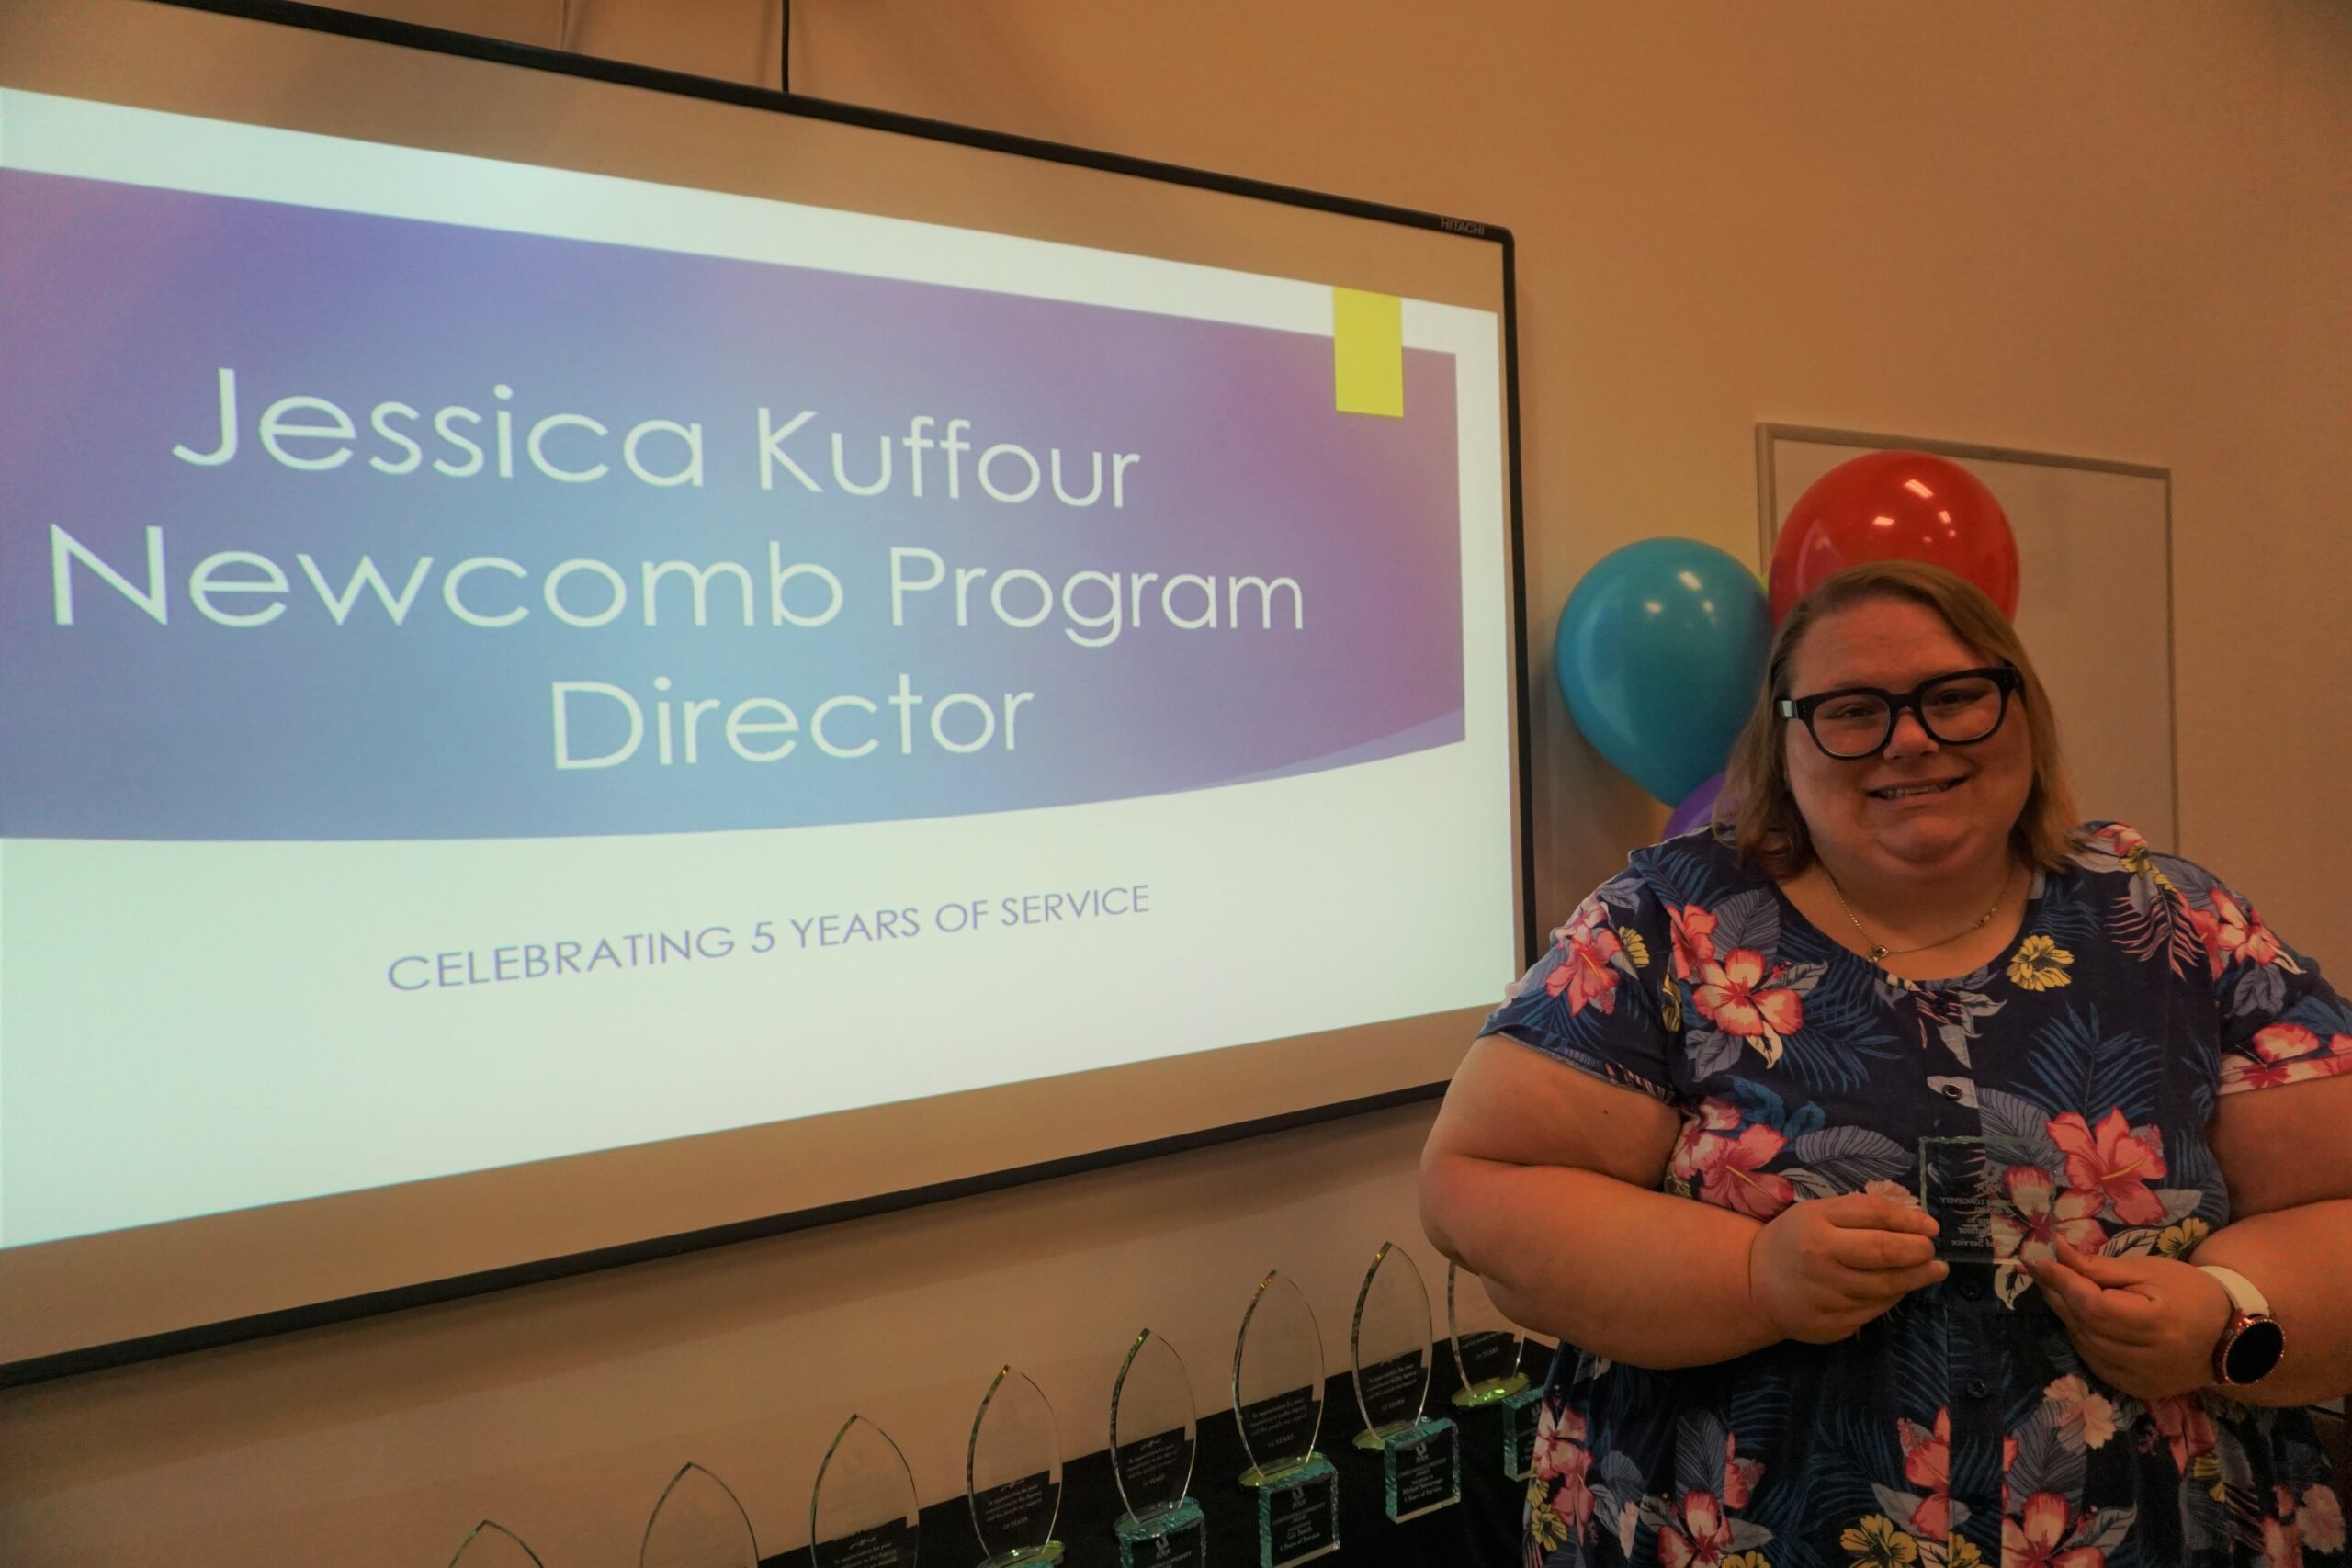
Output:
(1757, 425), (2177, 850)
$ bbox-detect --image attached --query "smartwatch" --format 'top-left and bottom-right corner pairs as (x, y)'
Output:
(2199, 1265), (2285, 1387)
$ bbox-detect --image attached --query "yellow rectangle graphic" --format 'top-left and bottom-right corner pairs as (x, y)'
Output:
(1332, 288), (1403, 417)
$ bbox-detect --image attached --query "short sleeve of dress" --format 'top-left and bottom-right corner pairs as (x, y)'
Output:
(1476, 864), (1681, 1104)
(2153, 852), (2352, 1095)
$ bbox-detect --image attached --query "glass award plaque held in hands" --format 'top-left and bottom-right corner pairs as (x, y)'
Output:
(1445, 1263), (1545, 1479)
(639, 1461), (760, 1568)
(447, 1520), (548, 1568)
(1109, 1328), (1209, 1568)
(810, 1415), (922, 1568)
(967, 1365), (1066, 1567)
(1349, 1241), (1459, 1522)
(1231, 1270), (1340, 1567)
(1918, 1134), (2051, 1264)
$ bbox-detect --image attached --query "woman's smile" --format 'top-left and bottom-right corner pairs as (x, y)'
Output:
(1864, 772), (1972, 806)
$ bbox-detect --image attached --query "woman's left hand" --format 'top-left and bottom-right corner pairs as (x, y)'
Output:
(2029, 1241), (2233, 1404)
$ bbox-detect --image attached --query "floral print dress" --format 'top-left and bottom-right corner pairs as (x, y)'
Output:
(1480, 823), (2352, 1568)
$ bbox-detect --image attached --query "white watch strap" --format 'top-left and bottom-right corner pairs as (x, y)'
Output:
(2199, 1265), (2272, 1318)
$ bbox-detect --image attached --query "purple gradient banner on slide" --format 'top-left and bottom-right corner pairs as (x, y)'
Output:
(0, 170), (1465, 840)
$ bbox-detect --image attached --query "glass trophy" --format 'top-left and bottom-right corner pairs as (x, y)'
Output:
(1446, 1263), (1545, 1479)
(1445, 1263), (1530, 1404)
(810, 1415), (922, 1568)
(639, 1461), (760, 1567)
(1231, 1269), (1340, 1567)
(1349, 1241), (1459, 1522)
(967, 1365), (1065, 1567)
(447, 1520), (548, 1568)
(1109, 1328), (1209, 1568)
(1918, 1134), (2050, 1263)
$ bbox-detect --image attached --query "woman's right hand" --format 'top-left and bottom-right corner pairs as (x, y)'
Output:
(1748, 1193), (1949, 1343)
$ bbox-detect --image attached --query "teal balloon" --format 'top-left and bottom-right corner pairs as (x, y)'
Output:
(1554, 538), (1770, 805)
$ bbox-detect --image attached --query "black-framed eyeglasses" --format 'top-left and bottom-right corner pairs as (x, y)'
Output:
(1777, 665), (2023, 760)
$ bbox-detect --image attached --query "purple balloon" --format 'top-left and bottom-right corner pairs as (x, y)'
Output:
(1661, 771), (1726, 840)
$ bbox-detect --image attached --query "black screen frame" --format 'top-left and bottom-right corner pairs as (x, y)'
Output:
(1, 0), (1532, 1389)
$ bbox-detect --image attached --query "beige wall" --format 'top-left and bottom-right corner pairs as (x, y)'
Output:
(6, 4), (2347, 1564)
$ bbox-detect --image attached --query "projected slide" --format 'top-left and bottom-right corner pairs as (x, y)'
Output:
(0, 89), (1513, 1247)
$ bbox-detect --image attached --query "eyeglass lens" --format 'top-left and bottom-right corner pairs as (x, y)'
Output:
(1812, 673), (2007, 758)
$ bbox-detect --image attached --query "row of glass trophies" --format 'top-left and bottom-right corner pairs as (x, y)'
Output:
(447, 1250), (1545, 1568)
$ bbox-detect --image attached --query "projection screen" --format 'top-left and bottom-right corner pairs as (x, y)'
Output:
(0, 0), (1530, 1379)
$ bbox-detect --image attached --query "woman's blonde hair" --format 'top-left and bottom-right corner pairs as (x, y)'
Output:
(1721, 560), (2079, 877)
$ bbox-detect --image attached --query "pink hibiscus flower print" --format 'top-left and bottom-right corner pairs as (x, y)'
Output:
(1547, 1443), (1596, 1540)
(1532, 1401), (1587, 1480)
(1692, 950), (1804, 1062)
(2196, 888), (2302, 976)
(2301, 1484), (2346, 1553)
(2042, 1375), (2120, 1450)
(2226, 1023), (2352, 1092)
(2085, 822), (2152, 862)
(2047, 1110), (2168, 1226)
(1554, 896), (1609, 946)
(1896, 1410), (1953, 1539)
(1544, 923), (1624, 1014)
(2006, 1493), (2106, 1568)
(1685, 1122), (1795, 1220)
(1990, 1165), (2109, 1261)
(1669, 1101), (1745, 1188)
(1657, 1490), (1736, 1568)
(1721, 1431), (1764, 1510)
(2254, 1022), (2320, 1061)
(2228, 1023), (2316, 1090)
(2262, 1515), (2305, 1568)
(2227, 1024), (2315, 1092)
(2146, 1393), (2216, 1473)
(1668, 901), (1718, 981)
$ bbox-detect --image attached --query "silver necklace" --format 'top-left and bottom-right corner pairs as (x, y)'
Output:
(1824, 863), (2016, 964)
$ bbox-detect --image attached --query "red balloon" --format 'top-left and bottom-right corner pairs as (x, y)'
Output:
(1769, 450), (2020, 623)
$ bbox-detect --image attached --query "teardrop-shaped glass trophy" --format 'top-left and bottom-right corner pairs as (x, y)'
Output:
(638, 1461), (759, 1568)
(447, 1520), (548, 1568)
(810, 1415), (922, 1568)
(1350, 1241), (1433, 1445)
(1349, 1242), (1458, 1522)
(1230, 1270), (1338, 1567)
(1108, 1328), (1207, 1568)
(967, 1365), (1065, 1567)
(1445, 1263), (1545, 1479)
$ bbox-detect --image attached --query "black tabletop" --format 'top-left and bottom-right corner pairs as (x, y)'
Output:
(766, 1350), (1541, 1568)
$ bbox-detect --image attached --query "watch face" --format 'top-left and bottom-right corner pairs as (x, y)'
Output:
(2223, 1318), (2286, 1385)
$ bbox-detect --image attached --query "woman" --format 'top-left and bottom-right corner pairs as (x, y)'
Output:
(1421, 561), (2352, 1567)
